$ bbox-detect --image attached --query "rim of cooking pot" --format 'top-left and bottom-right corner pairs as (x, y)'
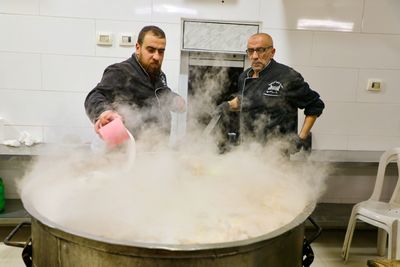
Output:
(22, 196), (316, 251)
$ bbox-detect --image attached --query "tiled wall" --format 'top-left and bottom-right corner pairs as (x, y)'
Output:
(0, 0), (399, 149)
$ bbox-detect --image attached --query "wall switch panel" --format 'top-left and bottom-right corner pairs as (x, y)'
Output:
(97, 32), (113, 46)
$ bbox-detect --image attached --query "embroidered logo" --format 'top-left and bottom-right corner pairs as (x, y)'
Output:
(263, 81), (283, 96)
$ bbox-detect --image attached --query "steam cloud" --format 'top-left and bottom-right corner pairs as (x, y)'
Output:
(18, 65), (330, 245)
(19, 139), (329, 245)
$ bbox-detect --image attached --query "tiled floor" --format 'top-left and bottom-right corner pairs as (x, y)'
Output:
(0, 229), (385, 267)
(0, 243), (24, 267)
(310, 229), (382, 267)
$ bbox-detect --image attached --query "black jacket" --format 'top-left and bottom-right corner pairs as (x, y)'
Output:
(238, 59), (324, 143)
(84, 54), (180, 136)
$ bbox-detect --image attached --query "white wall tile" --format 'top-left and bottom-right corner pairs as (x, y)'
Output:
(260, 0), (363, 32)
(0, 90), (90, 127)
(0, 0), (39, 15)
(312, 134), (348, 150)
(40, 0), (151, 21)
(303, 102), (351, 135)
(363, 0), (400, 34)
(348, 135), (400, 151)
(296, 66), (358, 103)
(152, 0), (261, 24)
(312, 32), (400, 69)
(43, 126), (93, 144)
(162, 59), (181, 92)
(0, 14), (95, 55)
(357, 69), (400, 104)
(42, 55), (120, 93)
(264, 29), (313, 66)
(348, 104), (400, 136)
(0, 52), (41, 90)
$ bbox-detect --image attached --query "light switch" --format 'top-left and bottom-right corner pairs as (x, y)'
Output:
(119, 33), (135, 47)
(367, 79), (382, 92)
(96, 32), (113, 46)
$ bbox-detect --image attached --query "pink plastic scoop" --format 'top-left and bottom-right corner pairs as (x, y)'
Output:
(98, 117), (130, 148)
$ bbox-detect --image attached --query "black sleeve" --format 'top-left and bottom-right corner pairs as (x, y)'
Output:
(154, 72), (183, 112)
(156, 86), (181, 112)
(84, 66), (126, 123)
(286, 71), (325, 117)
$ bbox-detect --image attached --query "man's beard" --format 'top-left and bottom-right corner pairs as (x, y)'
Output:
(146, 63), (161, 80)
(138, 54), (161, 79)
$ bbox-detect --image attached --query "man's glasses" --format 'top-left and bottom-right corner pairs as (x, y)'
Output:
(246, 46), (273, 56)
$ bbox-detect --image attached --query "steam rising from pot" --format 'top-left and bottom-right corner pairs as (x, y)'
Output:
(19, 138), (329, 245)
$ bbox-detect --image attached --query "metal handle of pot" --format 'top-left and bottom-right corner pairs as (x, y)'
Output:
(302, 216), (322, 267)
(4, 221), (33, 267)
(4, 221), (31, 248)
(305, 216), (322, 245)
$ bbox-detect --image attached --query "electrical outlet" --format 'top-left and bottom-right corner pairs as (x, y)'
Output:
(367, 79), (382, 92)
(119, 33), (135, 47)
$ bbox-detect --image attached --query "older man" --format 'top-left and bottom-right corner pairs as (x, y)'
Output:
(85, 25), (185, 139)
(224, 33), (324, 149)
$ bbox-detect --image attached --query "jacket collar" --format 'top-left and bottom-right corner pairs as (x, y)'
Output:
(246, 58), (275, 78)
(131, 53), (151, 78)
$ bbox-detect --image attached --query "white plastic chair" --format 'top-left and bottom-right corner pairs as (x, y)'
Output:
(342, 147), (400, 261)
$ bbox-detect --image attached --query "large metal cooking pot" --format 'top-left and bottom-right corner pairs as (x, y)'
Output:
(5, 198), (318, 267)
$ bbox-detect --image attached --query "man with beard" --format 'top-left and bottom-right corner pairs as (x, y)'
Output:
(85, 25), (185, 140)
(219, 33), (324, 152)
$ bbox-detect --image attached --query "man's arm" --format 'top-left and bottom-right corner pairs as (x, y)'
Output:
(157, 86), (186, 113)
(84, 88), (113, 123)
(299, 115), (317, 140)
(171, 95), (186, 113)
(84, 66), (126, 123)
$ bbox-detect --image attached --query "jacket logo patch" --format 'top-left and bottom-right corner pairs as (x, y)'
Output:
(263, 81), (283, 96)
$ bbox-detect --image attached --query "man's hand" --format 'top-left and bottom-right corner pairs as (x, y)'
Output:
(289, 134), (312, 154)
(94, 110), (122, 134)
(228, 96), (241, 111)
(285, 134), (312, 155)
(294, 135), (311, 152)
(172, 96), (186, 113)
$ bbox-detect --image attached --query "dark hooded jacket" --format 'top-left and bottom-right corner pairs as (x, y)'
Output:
(84, 54), (181, 137)
(238, 59), (325, 143)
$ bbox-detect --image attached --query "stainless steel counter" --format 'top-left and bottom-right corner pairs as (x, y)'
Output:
(0, 144), (384, 163)
(0, 143), (90, 157)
